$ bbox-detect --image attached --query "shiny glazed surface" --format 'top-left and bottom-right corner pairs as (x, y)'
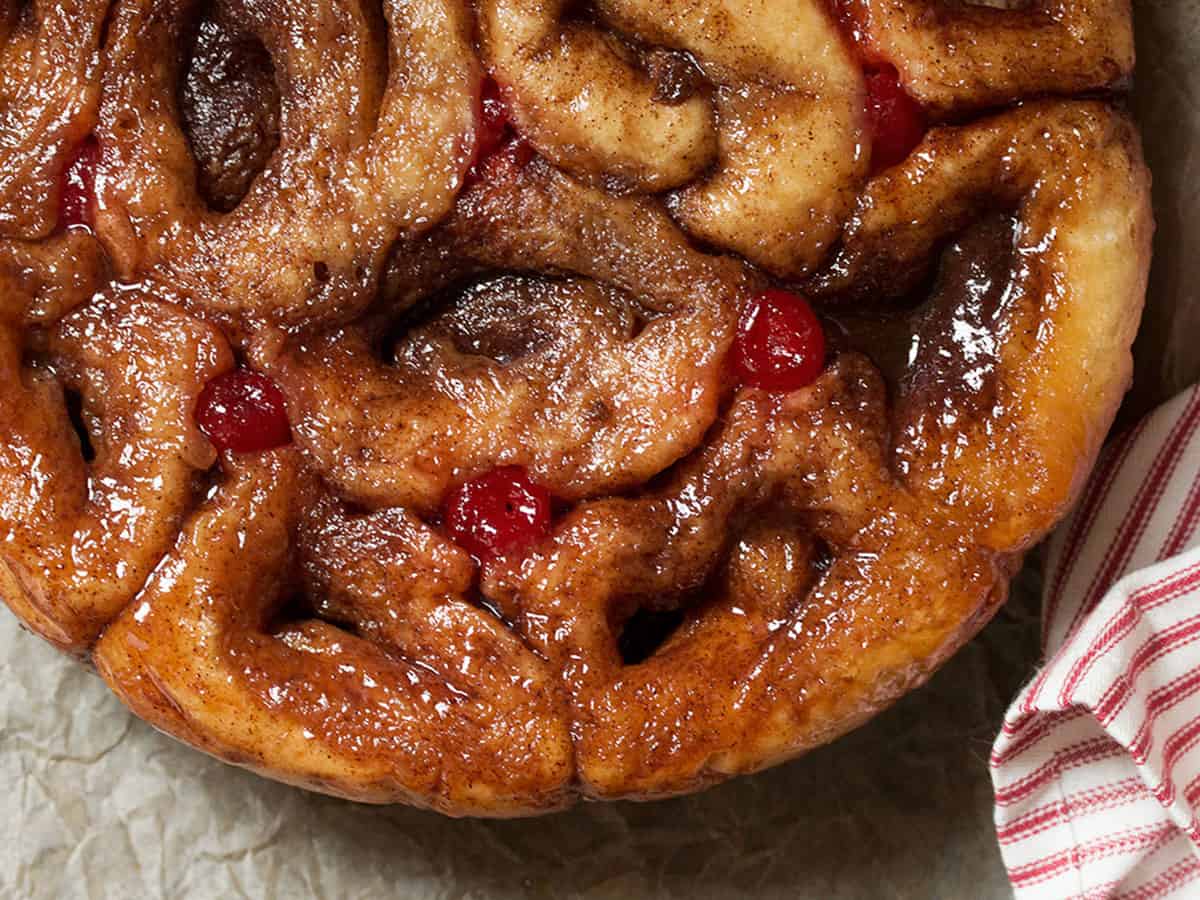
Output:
(0, 0), (1151, 815)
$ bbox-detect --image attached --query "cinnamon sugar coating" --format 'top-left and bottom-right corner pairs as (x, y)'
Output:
(0, 0), (1151, 814)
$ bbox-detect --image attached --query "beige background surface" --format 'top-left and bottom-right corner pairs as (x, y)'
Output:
(3, 2), (1197, 897)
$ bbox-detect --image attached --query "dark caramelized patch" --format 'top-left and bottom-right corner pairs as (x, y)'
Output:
(901, 213), (1019, 415)
(263, 592), (306, 634)
(267, 591), (363, 638)
(4, 1), (35, 38)
(63, 387), (95, 463)
(473, 593), (518, 631)
(811, 535), (835, 575)
(397, 273), (637, 365)
(618, 606), (685, 665)
(825, 312), (917, 391)
(179, 4), (281, 212)
(827, 213), (1018, 396)
(435, 276), (558, 363)
(646, 48), (705, 105)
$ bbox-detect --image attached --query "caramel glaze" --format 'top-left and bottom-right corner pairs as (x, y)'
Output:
(476, 102), (1152, 795)
(0, 0), (1153, 814)
(0, 287), (228, 655)
(258, 152), (751, 512)
(0, 0), (108, 238)
(92, 101), (1150, 812)
(95, 0), (478, 335)
(479, 0), (869, 277)
(0, 0), (110, 325)
(95, 452), (573, 814)
(842, 0), (1134, 112)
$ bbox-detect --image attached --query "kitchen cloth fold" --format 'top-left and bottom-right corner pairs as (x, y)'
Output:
(993, 384), (1200, 899)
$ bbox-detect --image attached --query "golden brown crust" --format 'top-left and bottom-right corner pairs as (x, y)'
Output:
(261, 155), (749, 511)
(0, 0), (108, 238)
(95, 0), (479, 334)
(480, 0), (869, 277)
(0, 0), (1153, 815)
(843, 0), (1134, 112)
(0, 286), (231, 654)
(0, 0), (110, 324)
(94, 451), (575, 814)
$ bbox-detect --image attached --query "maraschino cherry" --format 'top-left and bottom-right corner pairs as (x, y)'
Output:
(864, 65), (925, 172)
(466, 78), (516, 184)
(476, 80), (510, 161)
(195, 369), (292, 454)
(58, 136), (101, 231)
(442, 466), (552, 561)
(731, 289), (826, 392)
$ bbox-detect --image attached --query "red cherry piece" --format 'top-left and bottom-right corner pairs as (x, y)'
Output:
(58, 136), (101, 231)
(195, 369), (292, 454)
(731, 289), (826, 392)
(465, 78), (513, 185)
(442, 466), (552, 561)
(477, 79), (510, 160)
(865, 66), (925, 172)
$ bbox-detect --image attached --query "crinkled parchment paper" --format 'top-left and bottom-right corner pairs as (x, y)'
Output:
(3, 4), (1197, 896)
